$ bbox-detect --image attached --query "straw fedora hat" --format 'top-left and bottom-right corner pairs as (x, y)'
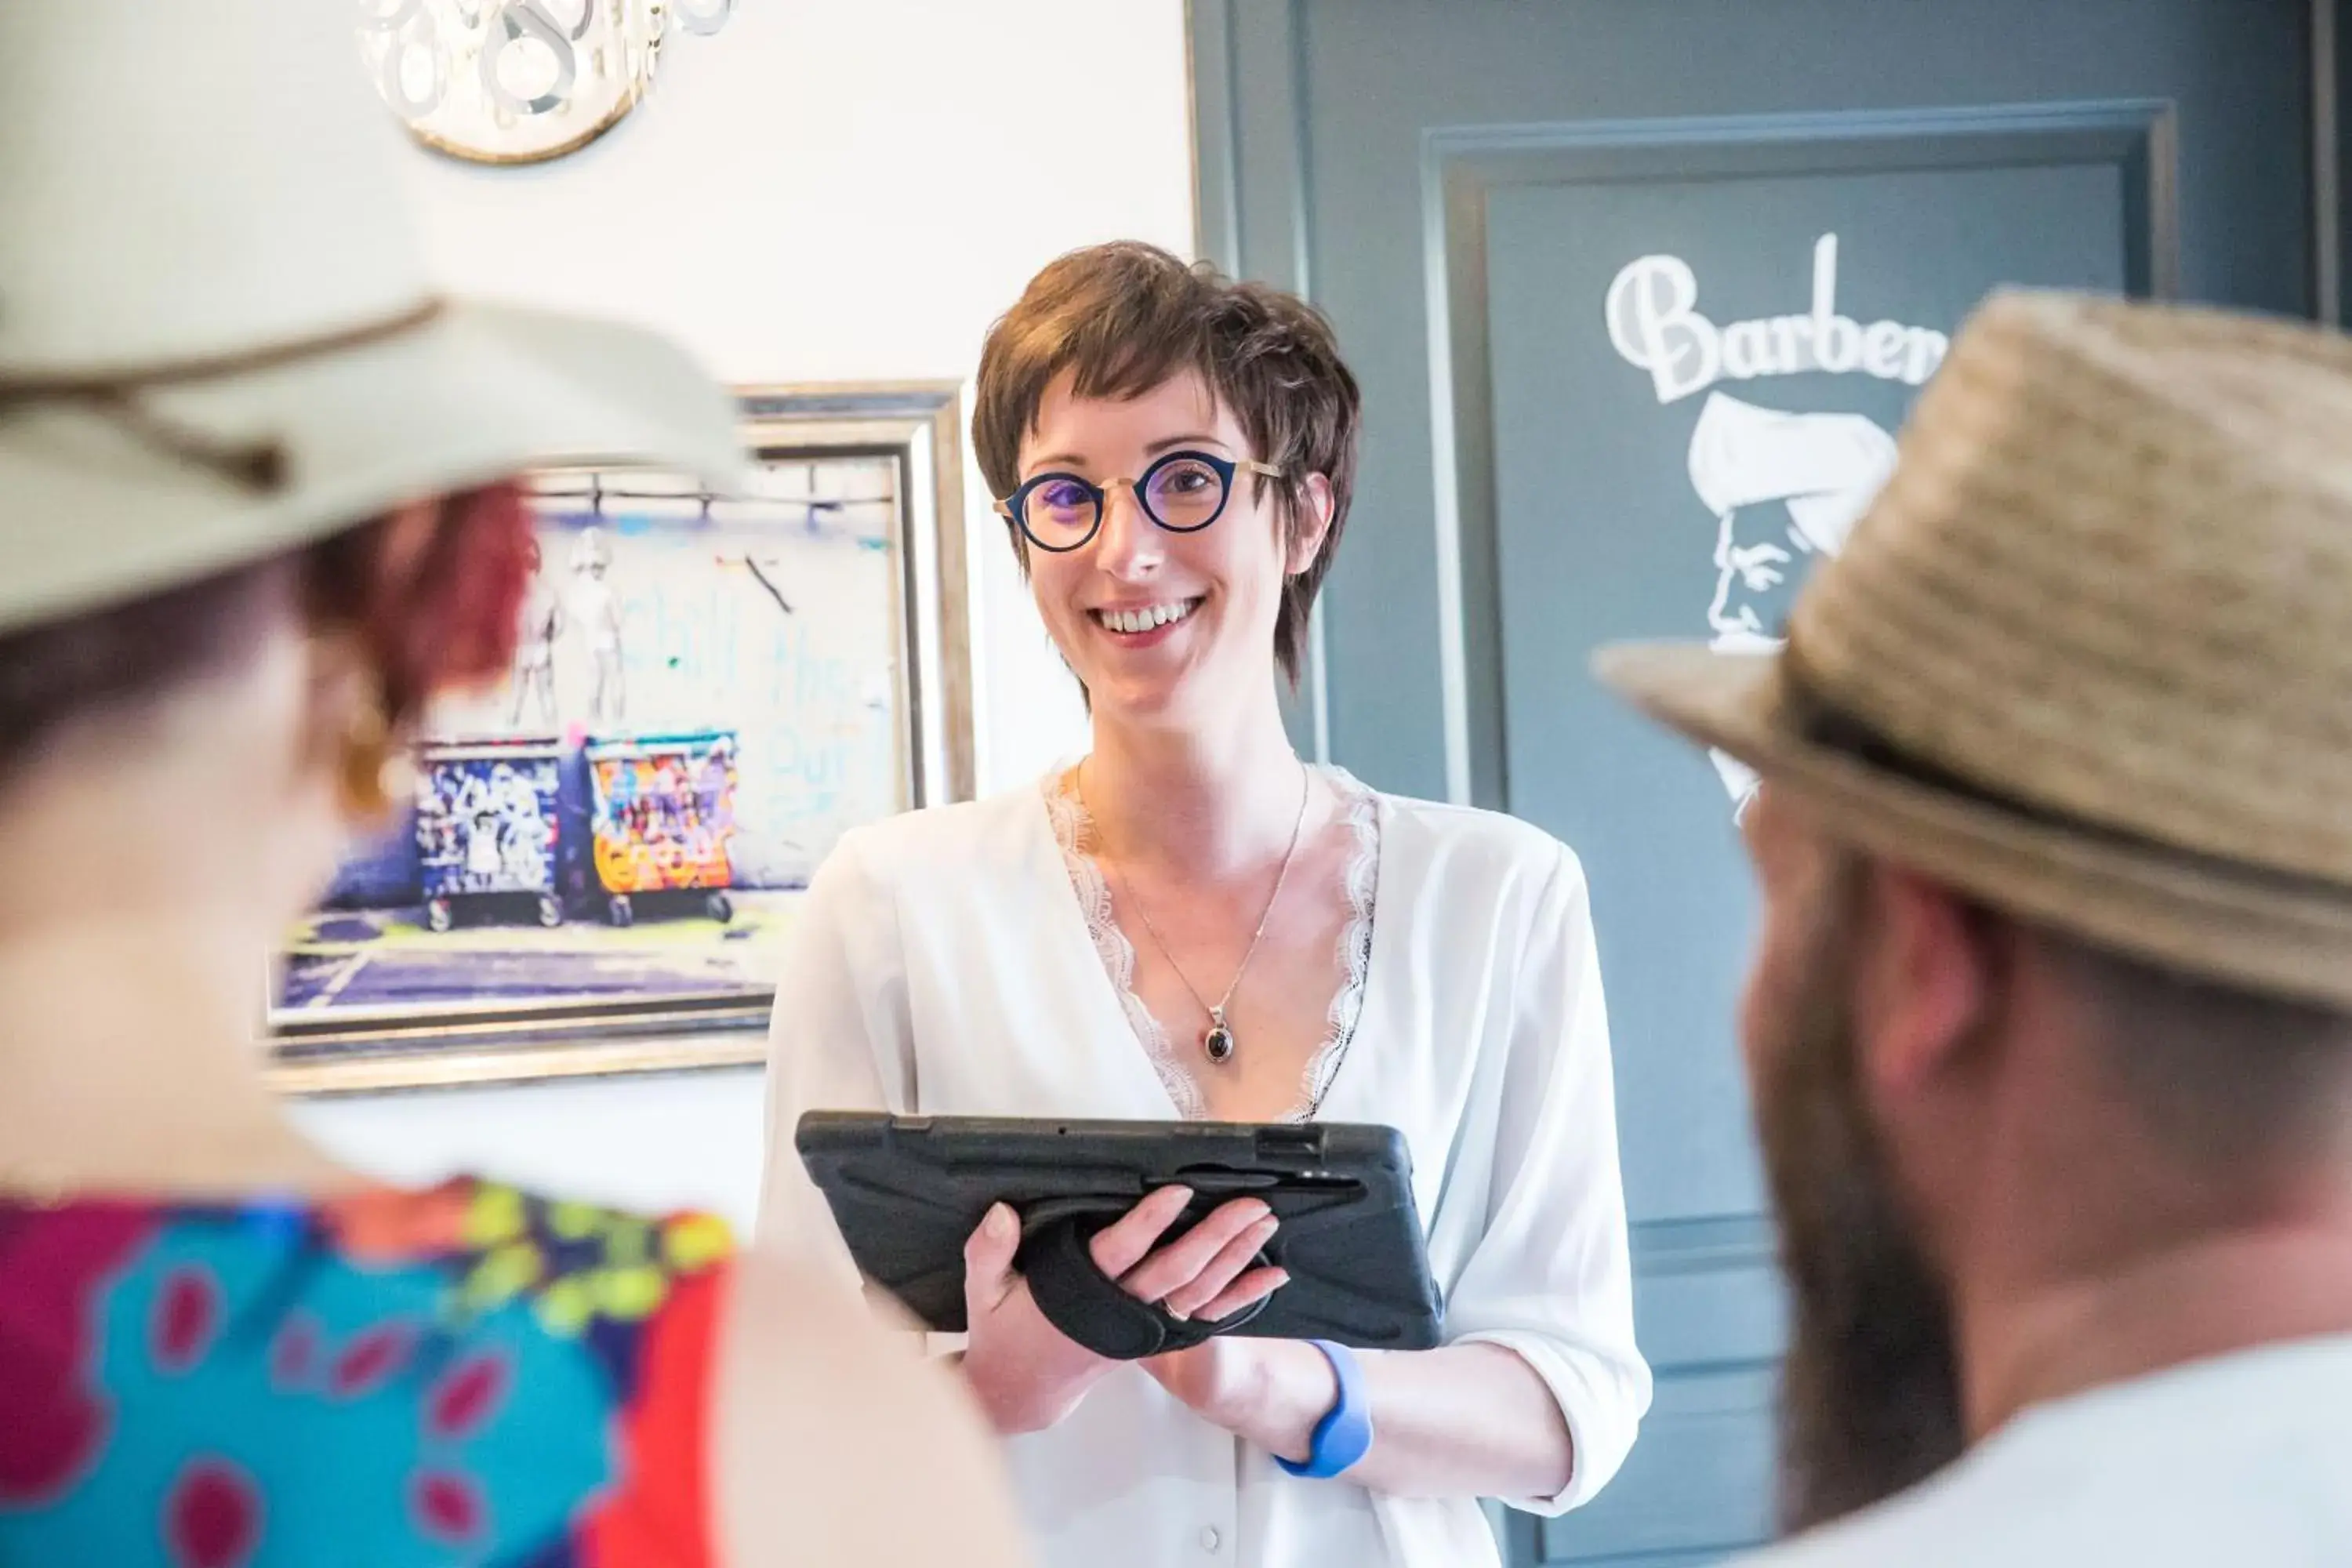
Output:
(1597, 289), (2352, 1009)
(0, 0), (742, 638)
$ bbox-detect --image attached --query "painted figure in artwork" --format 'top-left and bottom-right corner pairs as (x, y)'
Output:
(466, 806), (503, 880)
(510, 536), (563, 729)
(568, 527), (625, 725)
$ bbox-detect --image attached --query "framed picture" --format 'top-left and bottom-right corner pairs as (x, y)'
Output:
(266, 383), (973, 1094)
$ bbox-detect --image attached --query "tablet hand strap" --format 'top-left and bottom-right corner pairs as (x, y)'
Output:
(1016, 1196), (1272, 1360)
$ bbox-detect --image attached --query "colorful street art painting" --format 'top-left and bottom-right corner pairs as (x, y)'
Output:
(267, 386), (971, 1089)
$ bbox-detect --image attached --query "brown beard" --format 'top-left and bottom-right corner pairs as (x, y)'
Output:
(1754, 866), (1968, 1534)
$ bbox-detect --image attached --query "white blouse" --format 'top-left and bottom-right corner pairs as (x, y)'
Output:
(757, 772), (1651, 1568)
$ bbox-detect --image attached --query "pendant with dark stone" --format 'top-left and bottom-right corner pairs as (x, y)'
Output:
(1203, 1019), (1236, 1063)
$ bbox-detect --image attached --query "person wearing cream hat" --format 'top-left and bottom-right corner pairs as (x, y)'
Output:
(0, 4), (1027, 1565)
(1597, 290), (2352, 1564)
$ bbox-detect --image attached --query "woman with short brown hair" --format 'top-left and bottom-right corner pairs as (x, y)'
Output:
(761, 241), (1650, 1568)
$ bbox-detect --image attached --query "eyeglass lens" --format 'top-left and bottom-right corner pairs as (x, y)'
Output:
(1138, 454), (1228, 532)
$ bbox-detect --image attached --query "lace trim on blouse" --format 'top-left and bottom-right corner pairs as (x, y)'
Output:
(1043, 765), (1380, 1123)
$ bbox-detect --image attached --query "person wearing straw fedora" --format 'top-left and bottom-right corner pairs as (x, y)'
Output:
(0, 5), (1028, 1566)
(1596, 289), (2352, 1565)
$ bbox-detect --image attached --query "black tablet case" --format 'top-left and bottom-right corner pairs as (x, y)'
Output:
(796, 1112), (1444, 1359)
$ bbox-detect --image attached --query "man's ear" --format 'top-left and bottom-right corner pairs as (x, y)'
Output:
(1853, 865), (1998, 1102)
(1286, 474), (1336, 576)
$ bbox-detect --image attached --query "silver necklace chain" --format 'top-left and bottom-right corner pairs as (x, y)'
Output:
(1084, 759), (1313, 1067)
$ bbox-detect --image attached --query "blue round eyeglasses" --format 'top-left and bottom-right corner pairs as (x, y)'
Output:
(993, 449), (1285, 553)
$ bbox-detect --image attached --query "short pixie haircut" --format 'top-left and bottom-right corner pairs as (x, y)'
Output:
(972, 241), (1362, 685)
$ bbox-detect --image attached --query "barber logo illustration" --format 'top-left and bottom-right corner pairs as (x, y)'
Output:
(1606, 234), (1919, 817)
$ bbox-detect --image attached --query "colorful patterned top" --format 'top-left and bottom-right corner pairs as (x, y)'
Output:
(0, 1178), (735, 1567)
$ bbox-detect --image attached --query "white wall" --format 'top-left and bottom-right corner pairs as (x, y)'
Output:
(294, 0), (1194, 1232)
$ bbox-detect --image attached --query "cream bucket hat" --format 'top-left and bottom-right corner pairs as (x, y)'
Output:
(1599, 290), (2352, 1008)
(0, 0), (742, 637)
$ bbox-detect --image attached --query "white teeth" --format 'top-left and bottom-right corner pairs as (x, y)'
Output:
(1098, 600), (1195, 635)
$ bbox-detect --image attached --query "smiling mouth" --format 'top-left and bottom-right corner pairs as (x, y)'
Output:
(1090, 597), (1202, 635)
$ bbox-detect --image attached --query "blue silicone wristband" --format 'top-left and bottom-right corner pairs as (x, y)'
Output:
(1273, 1339), (1374, 1479)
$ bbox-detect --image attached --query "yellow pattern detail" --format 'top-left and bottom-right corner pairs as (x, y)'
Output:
(462, 1185), (528, 1248)
(536, 1276), (595, 1338)
(595, 1265), (671, 1322)
(461, 1240), (546, 1313)
(604, 1218), (653, 1266)
(662, 1213), (734, 1272)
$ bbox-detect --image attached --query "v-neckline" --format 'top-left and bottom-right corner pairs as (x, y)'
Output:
(1037, 767), (1384, 1123)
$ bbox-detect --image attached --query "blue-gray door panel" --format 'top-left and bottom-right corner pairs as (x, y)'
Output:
(1483, 129), (2136, 1226)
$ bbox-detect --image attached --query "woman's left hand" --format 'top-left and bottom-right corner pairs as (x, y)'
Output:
(1142, 1337), (1338, 1465)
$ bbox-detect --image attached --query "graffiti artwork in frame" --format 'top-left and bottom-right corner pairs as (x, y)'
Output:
(267, 383), (973, 1093)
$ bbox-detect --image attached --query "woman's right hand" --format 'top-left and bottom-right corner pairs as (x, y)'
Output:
(959, 1184), (1287, 1436)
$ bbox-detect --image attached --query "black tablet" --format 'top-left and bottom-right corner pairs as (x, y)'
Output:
(795, 1112), (1443, 1360)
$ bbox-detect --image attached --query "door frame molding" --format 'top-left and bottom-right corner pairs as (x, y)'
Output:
(2318, 0), (2350, 324)
(1423, 100), (2177, 812)
(1189, 0), (1332, 764)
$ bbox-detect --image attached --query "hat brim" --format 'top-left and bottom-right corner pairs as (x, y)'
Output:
(1595, 641), (2352, 1009)
(3, 298), (748, 633)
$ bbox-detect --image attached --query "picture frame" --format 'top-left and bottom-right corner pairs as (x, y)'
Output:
(266, 382), (973, 1094)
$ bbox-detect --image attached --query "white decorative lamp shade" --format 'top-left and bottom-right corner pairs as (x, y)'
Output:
(355, 0), (731, 165)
